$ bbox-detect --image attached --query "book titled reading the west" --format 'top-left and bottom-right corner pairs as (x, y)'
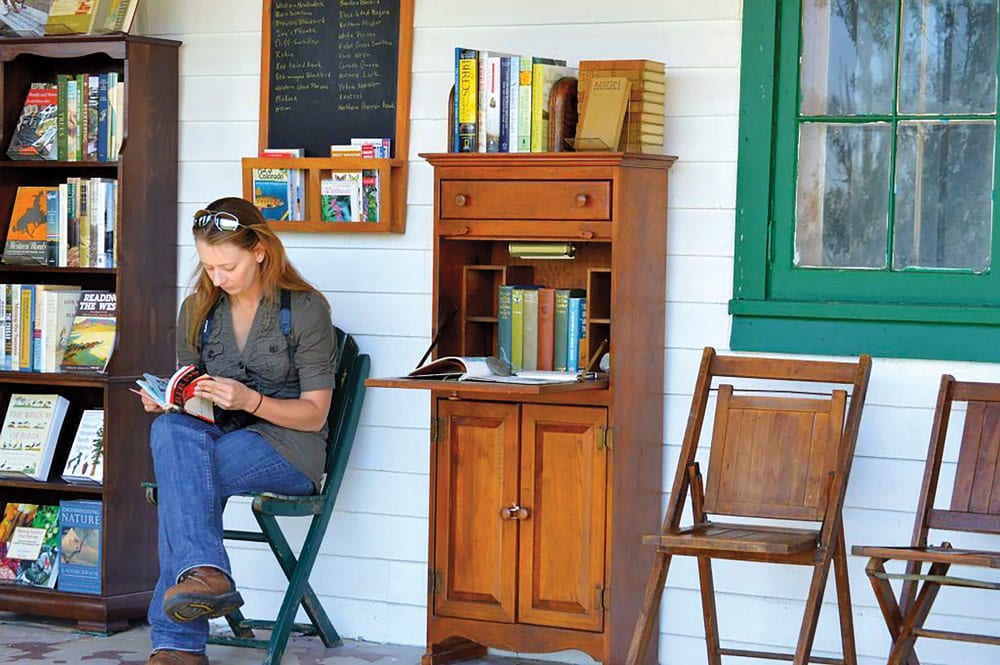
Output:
(407, 356), (584, 384)
(60, 290), (116, 373)
(135, 365), (214, 424)
(0, 393), (70, 481)
(62, 408), (104, 484)
(57, 499), (102, 595)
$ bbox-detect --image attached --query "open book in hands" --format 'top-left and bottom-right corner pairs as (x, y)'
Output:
(407, 356), (585, 384)
(135, 365), (215, 423)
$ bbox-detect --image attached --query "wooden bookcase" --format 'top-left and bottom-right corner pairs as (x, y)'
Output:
(0, 35), (178, 632)
(370, 151), (673, 663)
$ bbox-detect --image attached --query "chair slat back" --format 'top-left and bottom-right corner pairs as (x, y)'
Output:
(951, 401), (1000, 517)
(322, 327), (370, 494)
(704, 386), (847, 521)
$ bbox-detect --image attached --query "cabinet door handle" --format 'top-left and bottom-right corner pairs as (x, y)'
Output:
(575, 193), (589, 207)
(454, 193), (468, 207)
(500, 504), (529, 520)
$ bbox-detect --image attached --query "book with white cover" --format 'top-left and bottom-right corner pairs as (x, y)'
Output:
(62, 409), (104, 484)
(0, 394), (69, 481)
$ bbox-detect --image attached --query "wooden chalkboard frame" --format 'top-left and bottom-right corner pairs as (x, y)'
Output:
(258, 0), (414, 159)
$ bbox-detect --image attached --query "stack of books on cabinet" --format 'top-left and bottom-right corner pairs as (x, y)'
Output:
(577, 59), (665, 154)
(451, 48), (577, 152)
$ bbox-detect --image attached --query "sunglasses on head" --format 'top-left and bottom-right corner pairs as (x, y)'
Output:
(193, 209), (244, 231)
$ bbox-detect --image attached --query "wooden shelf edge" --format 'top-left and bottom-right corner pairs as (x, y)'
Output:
(366, 376), (608, 395)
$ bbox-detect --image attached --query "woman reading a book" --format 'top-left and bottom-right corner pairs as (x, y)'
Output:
(136, 197), (337, 665)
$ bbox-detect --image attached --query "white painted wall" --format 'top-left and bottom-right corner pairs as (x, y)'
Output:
(141, 1), (1000, 663)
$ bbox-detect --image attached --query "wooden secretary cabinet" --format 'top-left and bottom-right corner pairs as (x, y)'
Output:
(370, 152), (673, 664)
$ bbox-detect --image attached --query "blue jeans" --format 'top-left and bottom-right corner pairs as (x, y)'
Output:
(148, 413), (313, 654)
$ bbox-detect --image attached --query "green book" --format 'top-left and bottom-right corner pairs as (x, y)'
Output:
(497, 285), (514, 369)
(553, 288), (585, 371)
(521, 289), (539, 371)
(56, 75), (70, 161)
(510, 287), (525, 372)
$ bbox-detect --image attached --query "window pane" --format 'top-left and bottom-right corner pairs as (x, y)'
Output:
(899, 0), (998, 114)
(795, 123), (891, 268)
(800, 0), (897, 115)
(893, 121), (994, 271)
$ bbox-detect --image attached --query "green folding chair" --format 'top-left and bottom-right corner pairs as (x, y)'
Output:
(144, 327), (370, 664)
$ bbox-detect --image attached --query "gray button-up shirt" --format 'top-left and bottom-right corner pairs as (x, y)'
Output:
(177, 290), (337, 490)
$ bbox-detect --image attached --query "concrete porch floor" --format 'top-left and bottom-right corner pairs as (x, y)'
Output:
(0, 613), (568, 664)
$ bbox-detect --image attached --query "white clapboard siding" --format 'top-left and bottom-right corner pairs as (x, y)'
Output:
(135, 0), (1000, 661)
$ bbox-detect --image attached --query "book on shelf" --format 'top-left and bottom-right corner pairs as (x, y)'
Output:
(91, 0), (142, 34)
(350, 137), (391, 158)
(62, 409), (104, 484)
(320, 173), (362, 222)
(519, 56), (566, 153)
(6, 83), (58, 161)
(59, 290), (116, 373)
(57, 499), (102, 595)
(0, 394), (70, 481)
(567, 295), (588, 371)
(536, 287), (555, 371)
(454, 47), (478, 152)
(575, 76), (632, 151)
(361, 170), (380, 222)
(34, 284), (82, 373)
(260, 147), (304, 158)
(407, 356), (586, 384)
(252, 168), (293, 221)
(478, 50), (514, 154)
(0, 503), (60, 589)
(134, 365), (214, 424)
(530, 62), (577, 152)
(3, 186), (57, 266)
(553, 288), (586, 372)
(44, 0), (100, 34)
(521, 288), (540, 371)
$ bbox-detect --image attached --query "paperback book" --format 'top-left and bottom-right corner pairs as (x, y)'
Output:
(62, 409), (104, 484)
(0, 394), (70, 481)
(252, 168), (292, 221)
(60, 290), (116, 373)
(407, 356), (584, 384)
(320, 173), (362, 222)
(0, 504), (60, 588)
(3, 186), (57, 266)
(6, 83), (58, 161)
(134, 364), (214, 423)
(57, 499), (102, 595)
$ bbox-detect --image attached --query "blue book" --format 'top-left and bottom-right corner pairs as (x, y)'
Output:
(96, 73), (109, 162)
(567, 295), (587, 371)
(57, 499), (102, 594)
(45, 188), (59, 266)
(553, 288), (585, 371)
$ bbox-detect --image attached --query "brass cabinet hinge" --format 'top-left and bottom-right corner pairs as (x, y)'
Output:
(598, 426), (613, 450)
(594, 584), (610, 611)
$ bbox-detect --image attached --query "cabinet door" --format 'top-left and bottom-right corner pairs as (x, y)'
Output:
(518, 404), (608, 631)
(433, 400), (520, 622)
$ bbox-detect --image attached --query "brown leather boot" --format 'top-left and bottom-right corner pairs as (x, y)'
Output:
(146, 650), (210, 664)
(162, 566), (244, 622)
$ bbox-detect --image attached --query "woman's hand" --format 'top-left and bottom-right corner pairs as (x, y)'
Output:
(133, 388), (167, 413)
(194, 376), (259, 412)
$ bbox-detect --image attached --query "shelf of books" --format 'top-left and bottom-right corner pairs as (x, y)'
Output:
(242, 154), (406, 233)
(0, 35), (179, 632)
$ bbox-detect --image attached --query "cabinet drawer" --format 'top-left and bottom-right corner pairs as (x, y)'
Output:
(440, 180), (611, 221)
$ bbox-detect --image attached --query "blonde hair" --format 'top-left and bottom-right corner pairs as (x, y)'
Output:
(185, 197), (320, 349)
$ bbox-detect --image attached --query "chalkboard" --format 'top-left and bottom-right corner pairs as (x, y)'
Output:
(260, 0), (414, 158)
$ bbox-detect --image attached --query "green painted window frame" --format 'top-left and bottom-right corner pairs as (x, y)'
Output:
(731, 1), (1000, 362)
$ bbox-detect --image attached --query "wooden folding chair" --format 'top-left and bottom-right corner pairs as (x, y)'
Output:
(853, 375), (1000, 665)
(144, 327), (370, 665)
(626, 347), (872, 665)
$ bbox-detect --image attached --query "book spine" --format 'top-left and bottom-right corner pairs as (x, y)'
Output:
(56, 75), (69, 161)
(58, 183), (69, 267)
(510, 287), (525, 372)
(78, 178), (90, 267)
(521, 288), (539, 371)
(499, 56), (511, 153)
(485, 55), (502, 153)
(455, 48), (478, 152)
(32, 286), (45, 372)
(85, 74), (99, 162)
(553, 289), (569, 372)
(530, 64), (545, 152)
(0, 286), (6, 371)
(9, 284), (20, 371)
(19, 284), (35, 372)
(517, 56), (533, 153)
(567, 296), (586, 372)
(3, 284), (14, 372)
(96, 73), (109, 162)
(45, 188), (59, 266)
(497, 285), (513, 370)
(536, 287), (555, 371)
(477, 51), (490, 153)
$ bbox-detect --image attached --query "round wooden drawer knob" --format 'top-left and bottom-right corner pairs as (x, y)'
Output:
(575, 194), (589, 207)
(454, 194), (468, 207)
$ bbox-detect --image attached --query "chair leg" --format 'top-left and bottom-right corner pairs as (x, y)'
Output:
(697, 556), (722, 665)
(223, 607), (255, 639)
(625, 550), (675, 665)
(832, 529), (857, 665)
(255, 512), (342, 664)
(887, 562), (949, 665)
(793, 557), (833, 665)
(865, 558), (921, 665)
